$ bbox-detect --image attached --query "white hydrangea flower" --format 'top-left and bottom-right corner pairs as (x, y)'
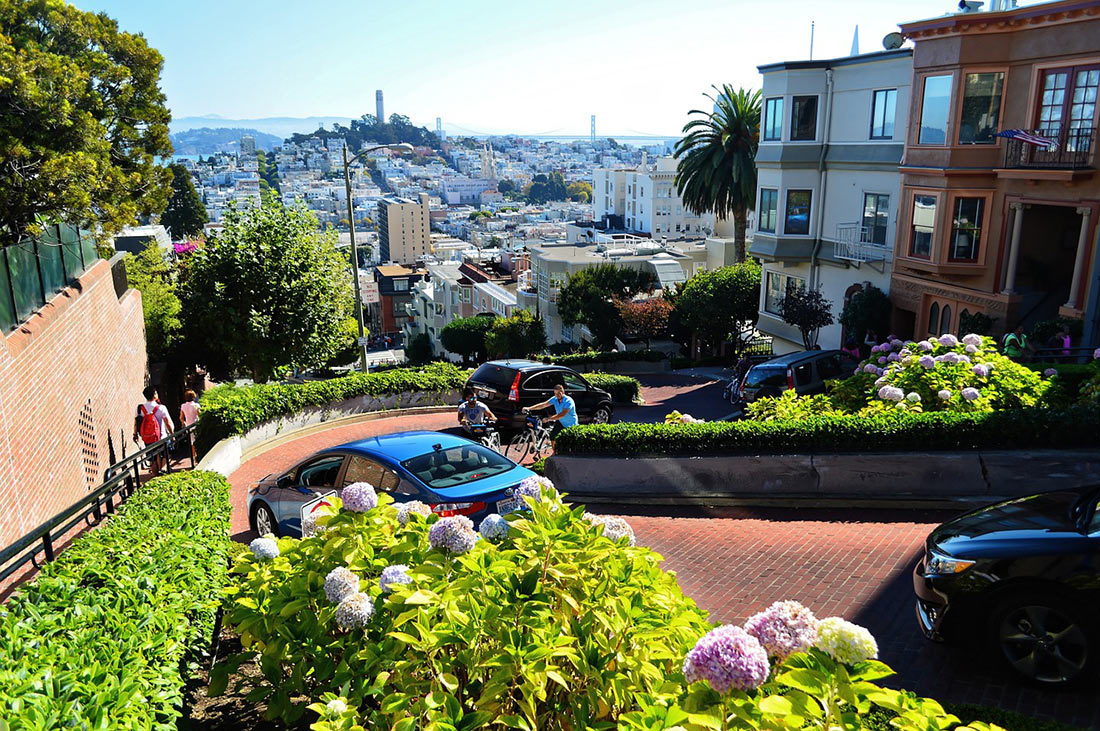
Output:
(585, 513), (636, 546)
(906, 392), (921, 403)
(324, 566), (360, 604)
(479, 513), (509, 541)
(249, 537), (279, 561)
(962, 333), (983, 348)
(815, 617), (878, 665)
(937, 389), (952, 401)
(334, 592), (374, 631)
(326, 698), (348, 715)
(397, 500), (432, 526)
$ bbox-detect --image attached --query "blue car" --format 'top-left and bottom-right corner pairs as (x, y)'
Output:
(247, 431), (537, 537)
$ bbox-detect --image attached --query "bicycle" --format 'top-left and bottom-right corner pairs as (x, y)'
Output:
(464, 419), (502, 453)
(505, 414), (553, 463)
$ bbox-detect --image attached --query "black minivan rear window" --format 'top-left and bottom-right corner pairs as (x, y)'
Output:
(744, 366), (786, 388)
(470, 364), (518, 390)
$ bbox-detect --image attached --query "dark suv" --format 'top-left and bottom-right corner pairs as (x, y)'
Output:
(738, 349), (858, 405)
(464, 360), (614, 429)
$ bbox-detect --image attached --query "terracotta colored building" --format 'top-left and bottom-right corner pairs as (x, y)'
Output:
(891, 0), (1100, 343)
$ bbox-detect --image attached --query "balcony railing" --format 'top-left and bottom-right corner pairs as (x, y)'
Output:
(1003, 127), (1094, 169)
(833, 223), (889, 263)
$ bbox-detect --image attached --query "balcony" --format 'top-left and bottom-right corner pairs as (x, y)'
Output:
(833, 223), (889, 264)
(1003, 127), (1094, 170)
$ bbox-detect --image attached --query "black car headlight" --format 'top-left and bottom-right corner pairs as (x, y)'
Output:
(924, 548), (975, 577)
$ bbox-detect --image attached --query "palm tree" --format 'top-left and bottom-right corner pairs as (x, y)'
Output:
(674, 86), (761, 262)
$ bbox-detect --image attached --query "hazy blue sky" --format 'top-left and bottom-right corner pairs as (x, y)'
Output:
(74, 0), (1016, 136)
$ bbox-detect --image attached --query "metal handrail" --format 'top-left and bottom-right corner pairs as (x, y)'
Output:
(0, 422), (197, 587)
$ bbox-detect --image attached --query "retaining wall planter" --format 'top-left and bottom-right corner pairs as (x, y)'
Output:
(545, 449), (1100, 505)
(198, 389), (459, 476)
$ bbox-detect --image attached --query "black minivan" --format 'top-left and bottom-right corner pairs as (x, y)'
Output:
(738, 350), (859, 405)
(464, 360), (614, 429)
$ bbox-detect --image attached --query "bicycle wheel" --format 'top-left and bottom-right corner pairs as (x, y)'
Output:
(529, 430), (551, 460)
(505, 431), (532, 462)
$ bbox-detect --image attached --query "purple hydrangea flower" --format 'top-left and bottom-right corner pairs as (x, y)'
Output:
(334, 592), (373, 631)
(379, 564), (412, 593)
(870, 344), (882, 353)
(341, 482), (378, 513)
(1044, 368), (1058, 377)
(1094, 347), (1100, 360)
(428, 515), (478, 554)
(516, 475), (556, 501)
(961, 387), (980, 401)
(919, 355), (935, 369)
(937, 389), (952, 401)
(941, 352), (961, 364)
(938, 334), (959, 348)
(478, 513), (509, 541)
(962, 333), (983, 348)
(887, 353), (901, 362)
(743, 600), (819, 660)
(862, 364), (877, 374)
(586, 514), (636, 546)
(877, 357), (887, 365)
(683, 625), (770, 693)
(918, 340), (934, 351)
(324, 567), (359, 604)
(878, 386), (904, 402)
(853, 368), (860, 376)
(972, 364), (991, 378)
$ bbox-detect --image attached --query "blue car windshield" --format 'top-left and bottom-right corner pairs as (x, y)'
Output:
(402, 444), (515, 489)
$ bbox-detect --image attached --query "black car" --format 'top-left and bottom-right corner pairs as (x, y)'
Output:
(464, 360), (614, 429)
(913, 486), (1100, 686)
(738, 350), (858, 405)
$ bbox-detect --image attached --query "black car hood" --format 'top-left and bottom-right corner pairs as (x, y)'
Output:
(930, 488), (1096, 559)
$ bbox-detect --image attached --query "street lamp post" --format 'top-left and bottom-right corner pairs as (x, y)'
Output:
(342, 142), (413, 371)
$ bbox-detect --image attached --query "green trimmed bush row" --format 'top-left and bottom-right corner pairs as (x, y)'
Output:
(196, 362), (467, 452)
(1027, 362), (1096, 402)
(0, 471), (232, 729)
(585, 372), (641, 404)
(554, 407), (1100, 457)
(546, 349), (665, 366)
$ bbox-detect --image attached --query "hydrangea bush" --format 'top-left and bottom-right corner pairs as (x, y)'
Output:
(219, 483), (1005, 731)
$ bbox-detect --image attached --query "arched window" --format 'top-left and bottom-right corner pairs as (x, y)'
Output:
(940, 305), (952, 336)
(928, 302), (939, 335)
(959, 308), (971, 333)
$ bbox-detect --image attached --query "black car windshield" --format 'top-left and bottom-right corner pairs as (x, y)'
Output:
(470, 364), (518, 390)
(744, 367), (786, 388)
(403, 444), (515, 489)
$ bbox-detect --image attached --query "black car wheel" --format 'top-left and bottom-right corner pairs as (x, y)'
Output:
(592, 406), (612, 424)
(990, 594), (1093, 685)
(251, 502), (279, 537)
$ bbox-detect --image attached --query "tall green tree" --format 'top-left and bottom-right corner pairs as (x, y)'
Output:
(485, 309), (546, 359)
(674, 86), (761, 262)
(671, 262), (761, 356)
(124, 242), (181, 361)
(440, 316), (495, 364)
(566, 181), (593, 203)
(160, 163), (207, 241)
(557, 264), (654, 348)
(0, 0), (173, 246)
(179, 202), (352, 382)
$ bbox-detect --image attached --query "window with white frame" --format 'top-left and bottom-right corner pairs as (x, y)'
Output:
(764, 271), (805, 315)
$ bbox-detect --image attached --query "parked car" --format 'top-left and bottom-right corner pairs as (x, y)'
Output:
(464, 360), (614, 429)
(247, 431), (538, 537)
(913, 485), (1100, 686)
(737, 350), (858, 405)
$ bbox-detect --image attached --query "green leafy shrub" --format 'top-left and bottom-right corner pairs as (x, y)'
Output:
(585, 372), (641, 403)
(196, 362), (467, 452)
(1030, 317), (1084, 345)
(959, 310), (996, 336)
(554, 407), (1100, 456)
(1027, 362), (1097, 406)
(0, 471), (231, 729)
(220, 482), (1004, 731)
(546, 349), (666, 366)
(745, 389), (838, 421)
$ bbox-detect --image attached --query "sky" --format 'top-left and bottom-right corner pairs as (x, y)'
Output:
(75, 0), (1008, 137)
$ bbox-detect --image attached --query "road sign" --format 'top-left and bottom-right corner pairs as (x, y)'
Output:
(301, 490), (337, 523)
(362, 281), (380, 304)
(357, 336), (370, 346)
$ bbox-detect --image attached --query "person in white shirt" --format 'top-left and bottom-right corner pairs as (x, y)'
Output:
(134, 385), (174, 475)
(179, 389), (201, 460)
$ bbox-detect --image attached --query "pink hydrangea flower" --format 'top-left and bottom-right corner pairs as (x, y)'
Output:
(744, 600), (819, 660)
(972, 364), (991, 378)
(683, 625), (770, 693)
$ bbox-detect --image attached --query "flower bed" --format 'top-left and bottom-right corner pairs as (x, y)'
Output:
(553, 407), (1100, 457)
(0, 471), (231, 728)
(585, 372), (641, 403)
(195, 362), (467, 453)
(217, 478), (1002, 730)
(546, 348), (666, 366)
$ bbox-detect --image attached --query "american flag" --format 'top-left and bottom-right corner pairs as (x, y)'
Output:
(994, 129), (1058, 147)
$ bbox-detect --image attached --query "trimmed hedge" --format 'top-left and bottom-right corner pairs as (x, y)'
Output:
(196, 362), (467, 452)
(1028, 362), (1096, 401)
(545, 349), (665, 366)
(554, 407), (1100, 457)
(0, 471), (231, 729)
(585, 372), (641, 404)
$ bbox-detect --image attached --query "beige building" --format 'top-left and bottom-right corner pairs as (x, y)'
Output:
(378, 193), (431, 265)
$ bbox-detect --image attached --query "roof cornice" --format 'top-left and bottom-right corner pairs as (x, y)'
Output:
(900, 0), (1100, 39)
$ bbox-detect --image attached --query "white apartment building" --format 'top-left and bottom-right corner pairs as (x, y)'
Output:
(442, 177), (495, 206)
(592, 156), (713, 237)
(378, 193), (431, 265)
(750, 48), (913, 353)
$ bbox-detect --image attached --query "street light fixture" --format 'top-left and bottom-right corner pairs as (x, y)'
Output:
(342, 142), (414, 372)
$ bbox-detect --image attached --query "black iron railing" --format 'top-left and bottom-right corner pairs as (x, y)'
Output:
(0, 423), (197, 588)
(1003, 127), (1094, 169)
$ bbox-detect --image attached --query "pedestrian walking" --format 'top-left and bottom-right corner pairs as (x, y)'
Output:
(134, 385), (174, 476)
(179, 389), (201, 460)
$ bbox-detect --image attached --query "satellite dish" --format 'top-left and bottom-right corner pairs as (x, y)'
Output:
(883, 32), (905, 50)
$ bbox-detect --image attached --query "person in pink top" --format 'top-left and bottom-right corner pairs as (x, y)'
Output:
(179, 389), (201, 460)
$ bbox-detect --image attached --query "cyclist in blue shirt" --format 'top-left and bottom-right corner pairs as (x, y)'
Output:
(523, 383), (577, 443)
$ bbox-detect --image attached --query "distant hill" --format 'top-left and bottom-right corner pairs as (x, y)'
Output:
(170, 127), (283, 154)
(171, 115), (354, 139)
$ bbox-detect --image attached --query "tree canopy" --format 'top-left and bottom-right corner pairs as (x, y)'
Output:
(524, 172), (568, 205)
(124, 243), (181, 362)
(566, 181), (593, 203)
(0, 0), (173, 246)
(440, 316), (496, 364)
(160, 164), (207, 241)
(289, 113), (440, 151)
(179, 202), (353, 382)
(671, 262), (761, 352)
(558, 264), (654, 349)
(485, 309), (546, 359)
(778, 286), (834, 350)
(618, 297), (673, 347)
(838, 285), (891, 348)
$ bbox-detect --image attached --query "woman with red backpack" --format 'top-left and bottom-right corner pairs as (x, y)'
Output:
(133, 385), (174, 476)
